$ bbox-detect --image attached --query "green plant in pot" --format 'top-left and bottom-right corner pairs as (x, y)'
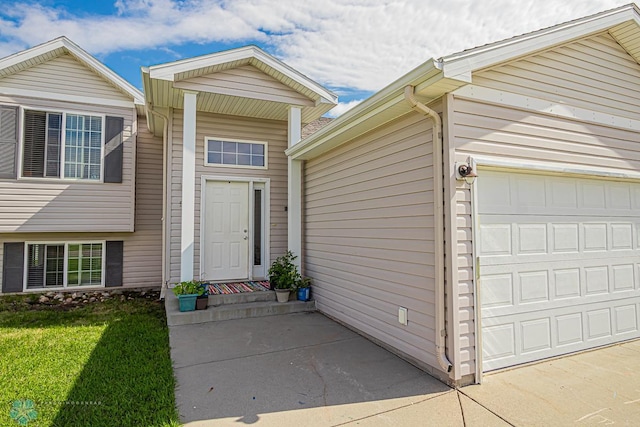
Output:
(196, 283), (209, 310)
(268, 251), (301, 303)
(173, 280), (205, 312)
(296, 276), (312, 301)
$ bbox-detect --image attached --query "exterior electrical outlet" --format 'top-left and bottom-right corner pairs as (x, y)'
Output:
(398, 307), (408, 325)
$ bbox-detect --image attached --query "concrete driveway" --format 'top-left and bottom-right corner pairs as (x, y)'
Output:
(462, 339), (640, 426)
(168, 311), (640, 426)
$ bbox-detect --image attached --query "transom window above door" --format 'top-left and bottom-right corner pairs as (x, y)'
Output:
(205, 138), (267, 169)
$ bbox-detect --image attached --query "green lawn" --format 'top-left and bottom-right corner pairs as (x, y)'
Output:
(0, 291), (180, 427)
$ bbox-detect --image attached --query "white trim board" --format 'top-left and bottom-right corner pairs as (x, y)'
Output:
(0, 87), (136, 109)
(452, 85), (640, 132)
(472, 155), (640, 182)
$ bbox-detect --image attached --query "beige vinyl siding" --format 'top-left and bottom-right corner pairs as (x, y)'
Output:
(125, 115), (163, 287)
(0, 115), (163, 289)
(454, 184), (475, 377)
(473, 33), (640, 120)
(169, 110), (288, 283)
(451, 32), (640, 377)
(0, 54), (132, 102)
(0, 95), (135, 232)
(304, 112), (439, 370)
(453, 99), (640, 169)
(174, 65), (312, 107)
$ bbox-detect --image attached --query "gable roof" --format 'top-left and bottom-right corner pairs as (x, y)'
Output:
(287, 3), (640, 160)
(0, 36), (144, 105)
(142, 45), (337, 134)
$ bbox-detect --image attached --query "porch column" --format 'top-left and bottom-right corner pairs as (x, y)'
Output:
(181, 91), (197, 281)
(287, 106), (302, 268)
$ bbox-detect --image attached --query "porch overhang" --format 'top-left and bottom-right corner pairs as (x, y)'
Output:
(142, 45), (338, 136)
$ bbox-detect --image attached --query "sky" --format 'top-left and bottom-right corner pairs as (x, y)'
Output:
(0, 0), (631, 117)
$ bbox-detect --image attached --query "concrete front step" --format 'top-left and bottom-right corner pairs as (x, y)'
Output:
(165, 291), (315, 326)
(208, 290), (275, 306)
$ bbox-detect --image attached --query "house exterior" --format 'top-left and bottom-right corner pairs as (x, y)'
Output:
(3, 4), (640, 387)
(286, 4), (640, 386)
(0, 37), (164, 293)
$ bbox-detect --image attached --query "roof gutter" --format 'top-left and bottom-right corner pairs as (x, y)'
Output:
(404, 85), (453, 375)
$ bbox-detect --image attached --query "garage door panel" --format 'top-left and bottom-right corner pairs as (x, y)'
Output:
(481, 299), (640, 371)
(479, 170), (640, 371)
(479, 172), (640, 217)
(482, 262), (639, 318)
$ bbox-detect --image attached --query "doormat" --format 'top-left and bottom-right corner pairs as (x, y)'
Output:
(207, 281), (271, 295)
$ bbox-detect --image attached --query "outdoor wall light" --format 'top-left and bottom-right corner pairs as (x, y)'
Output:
(455, 159), (478, 185)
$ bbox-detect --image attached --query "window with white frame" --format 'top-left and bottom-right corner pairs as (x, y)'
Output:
(22, 110), (103, 180)
(205, 138), (267, 168)
(25, 242), (104, 289)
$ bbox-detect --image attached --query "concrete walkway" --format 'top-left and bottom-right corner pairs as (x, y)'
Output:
(168, 312), (640, 426)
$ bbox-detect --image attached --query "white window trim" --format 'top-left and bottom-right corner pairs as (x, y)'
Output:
(19, 106), (106, 183)
(203, 137), (268, 170)
(22, 240), (106, 292)
(199, 176), (270, 281)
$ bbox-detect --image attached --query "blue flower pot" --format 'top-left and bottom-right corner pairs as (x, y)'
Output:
(177, 294), (198, 312)
(297, 287), (310, 301)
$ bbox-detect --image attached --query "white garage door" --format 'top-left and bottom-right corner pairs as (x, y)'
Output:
(478, 170), (640, 371)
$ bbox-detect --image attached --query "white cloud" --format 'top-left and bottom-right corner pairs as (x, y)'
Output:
(0, 0), (629, 93)
(325, 99), (364, 118)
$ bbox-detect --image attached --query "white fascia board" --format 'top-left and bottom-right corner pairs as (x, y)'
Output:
(0, 37), (67, 70)
(148, 45), (337, 106)
(286, 59), (441, 160)
(453, 84), (640, 132)
(474, 155), (640, 182)
(1, 87), (136, 109)
(441, 4), (640, 78)
(0, 36), (145, 105)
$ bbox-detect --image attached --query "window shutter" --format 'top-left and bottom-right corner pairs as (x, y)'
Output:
(0, 106), (18, 179)
(105, 241), (123, 287)
(104, 116), (124, 183)
(2, 242), (25, 293)
(23, 110), (46, 177)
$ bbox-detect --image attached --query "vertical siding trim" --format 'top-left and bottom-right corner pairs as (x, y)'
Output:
(166, 108), (174, 285)
(470, 174), (482, 383)
(442, 93), (463, 380)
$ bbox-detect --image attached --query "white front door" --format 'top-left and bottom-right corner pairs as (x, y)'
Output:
(203, 181), (249, 281)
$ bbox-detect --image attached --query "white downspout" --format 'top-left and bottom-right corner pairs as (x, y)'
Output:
(147, 105), (169, 298)
(404, 86), (453, 374)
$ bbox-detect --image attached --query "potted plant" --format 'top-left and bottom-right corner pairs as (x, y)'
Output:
(268, 251), (301, 303)
(172, 280), (204, 312)
(296, 277), (312, 301)
(196, 282), (209, 310)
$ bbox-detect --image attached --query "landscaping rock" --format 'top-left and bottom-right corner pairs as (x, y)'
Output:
(38, 296), (50, 303)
